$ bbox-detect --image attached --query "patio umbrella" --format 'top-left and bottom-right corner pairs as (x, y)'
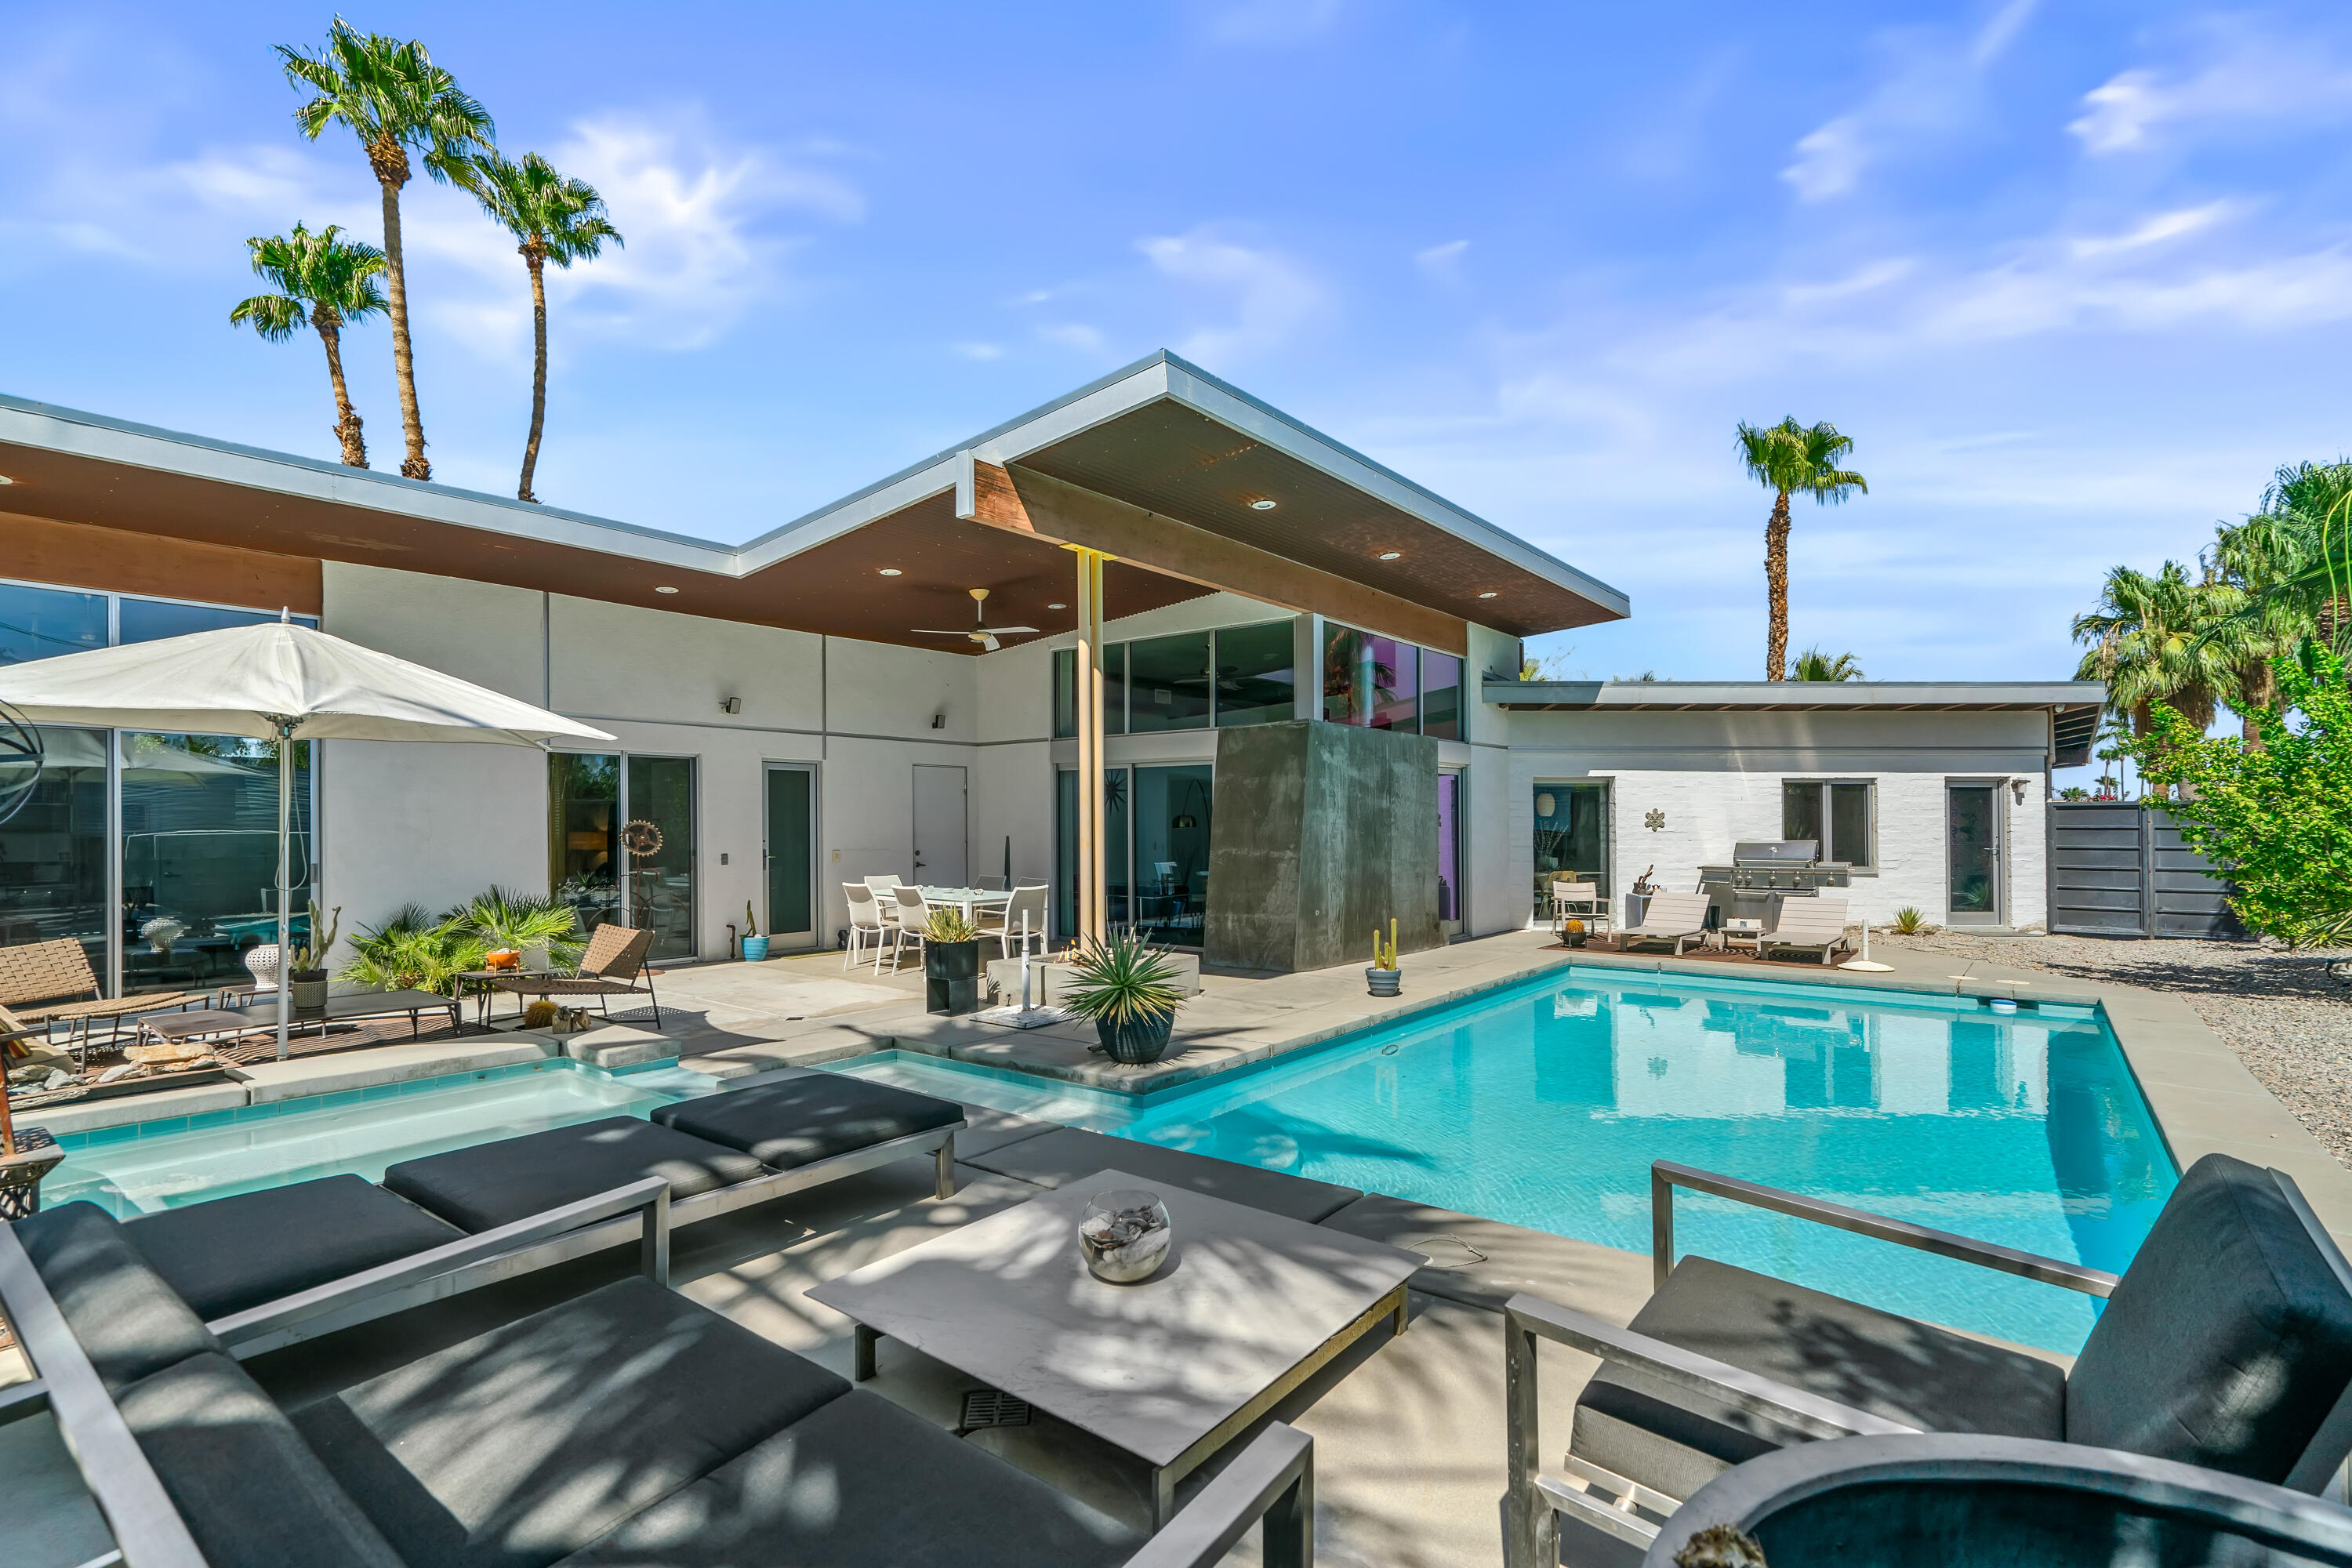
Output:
(0, 615), (615, 1060)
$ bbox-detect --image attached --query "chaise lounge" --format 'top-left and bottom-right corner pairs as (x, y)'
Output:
(0, 1174), (1315, 1568)
(1611, 892), (1711, 956)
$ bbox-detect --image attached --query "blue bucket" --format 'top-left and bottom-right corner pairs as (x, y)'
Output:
(742, 936), (771, 962)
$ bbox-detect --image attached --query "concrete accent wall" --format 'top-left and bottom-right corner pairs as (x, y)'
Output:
(1206, 720), (1440, 974)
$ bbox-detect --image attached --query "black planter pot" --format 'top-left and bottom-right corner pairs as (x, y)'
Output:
(925, 939), (982, 1016)
(1095, 1011), (1176, 1065)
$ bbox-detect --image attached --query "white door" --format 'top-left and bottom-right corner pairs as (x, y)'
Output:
(912, 765), (969, 887)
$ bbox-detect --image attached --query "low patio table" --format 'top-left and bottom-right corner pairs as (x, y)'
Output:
(808, 1167), (1423, 1526)
(450, 967), (554, 1030)
(136, 989), (459, 1045)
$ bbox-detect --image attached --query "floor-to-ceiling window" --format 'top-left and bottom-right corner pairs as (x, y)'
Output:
(1054, 620), (1295, 737)
(0, 579), (321, 998)
(1533, 781), (1611, 922)
(1133, 764), (1212, 945)
(1322, 622), (1462, 739)
(1437, 771), (1464, 931)
(549, 752), (697, 960)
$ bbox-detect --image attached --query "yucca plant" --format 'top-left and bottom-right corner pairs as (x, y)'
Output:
(1061, 934), (1185, 1027)
(924, 906), (979, 944)
(1892, 906), (1929, 935)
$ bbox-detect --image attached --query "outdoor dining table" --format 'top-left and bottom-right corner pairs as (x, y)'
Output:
(913, 886), (1012, 919)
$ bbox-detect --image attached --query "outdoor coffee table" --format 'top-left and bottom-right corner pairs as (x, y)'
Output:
(808, 1167), (1424, 1526)
(143, 989), (462, 1045)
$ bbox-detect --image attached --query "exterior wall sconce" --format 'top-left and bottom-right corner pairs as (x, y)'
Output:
(2009, 778), (2029, 804)
(719, 696), (742, 715)
(931, 712), (946, 730)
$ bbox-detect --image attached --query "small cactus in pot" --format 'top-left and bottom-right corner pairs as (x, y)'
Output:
(1367, 918), (1402, 997)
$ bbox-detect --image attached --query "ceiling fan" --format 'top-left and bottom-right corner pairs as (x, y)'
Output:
(912, 587), (1038, 653)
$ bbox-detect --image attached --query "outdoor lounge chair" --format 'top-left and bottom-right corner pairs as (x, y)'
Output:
(1611, 892), (1711, 955)
(1503, 1152), (2352, 1566)
(0, 1180), (1315, 1568)
(490, 921), (662, 1027)
(0, 936), (206, 1058)
(1648, 1431), (2352, 1568)
(1758, 895), (1853, 964)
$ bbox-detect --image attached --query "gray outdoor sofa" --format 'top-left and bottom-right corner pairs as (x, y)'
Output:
(94, 1065), (965, 1350)
(0, 1180), (1315, 1568)
(1505, 1151), (2352, 1566)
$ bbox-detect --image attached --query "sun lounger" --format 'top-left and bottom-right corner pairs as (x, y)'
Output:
(0, 936), (206, 1058)
(2, 1174), (1313, 1568)
(1501, 1152), (2352, 1566)
(1759, 895), (1853, 964)
(1612, 891), (1711, 955)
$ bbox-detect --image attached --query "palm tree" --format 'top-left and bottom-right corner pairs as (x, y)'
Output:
(468, 151), (623, 503)
(1737, 418), (1867, 681)
(279, 22), (495, 482)
(1788, 647), (1864, 681)
(2071, 563), (2238, 769)
(228, 223), (387, 468)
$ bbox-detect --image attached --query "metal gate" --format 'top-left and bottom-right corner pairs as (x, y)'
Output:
(2046, 802), (2238, 938)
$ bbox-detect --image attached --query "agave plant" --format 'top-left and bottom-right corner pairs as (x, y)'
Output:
(1060, 934), (1185, 1026)
(1891, 906), (1929, 935)
(924, 906), (979, 944)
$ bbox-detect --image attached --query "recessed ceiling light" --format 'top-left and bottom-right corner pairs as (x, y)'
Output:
(1249, 498), (1277, 510)
(1048, 602), (1067, 610)
(654, 586), (680, 594)
(0, 474), (15, 485)
(1478, 590), (1498, 599)
(1377, 551), (1403, 561)
(879, 568), (902, 576)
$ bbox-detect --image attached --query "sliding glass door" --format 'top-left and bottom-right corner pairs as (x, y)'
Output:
(121, 732), (313, 996)
(0, 728), (107, 981)
(1057, 764), (1207, 946)
(550, 752), (697, 960)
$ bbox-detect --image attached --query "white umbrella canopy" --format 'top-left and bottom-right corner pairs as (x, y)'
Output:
(0, 618), (615, 1061)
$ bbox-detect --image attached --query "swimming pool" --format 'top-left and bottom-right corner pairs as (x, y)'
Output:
(834, 969), (2176, 1352)
(40, 1060), (720, 1219)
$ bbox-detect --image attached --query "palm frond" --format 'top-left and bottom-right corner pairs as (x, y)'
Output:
(279, 20), (494, 164)
(470, 150), (625, 263)
(229, 292), (305, 342)
(1737, 417), (1866, 503)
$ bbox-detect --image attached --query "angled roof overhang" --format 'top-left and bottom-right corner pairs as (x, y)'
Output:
(0, 353), (1625, 657)
(1486, 679), (2109, 768)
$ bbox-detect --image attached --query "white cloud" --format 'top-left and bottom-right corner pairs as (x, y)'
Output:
(1203, 0), (1343, 46)
(1781, 0), (2036, 201)
(1136, 227), (1328, 365)
(950, 341), (1004, 360)
(2069, 27), (2352, 154)
(2067, 201), (2238, 259)
(1414, 238), (1470, 281)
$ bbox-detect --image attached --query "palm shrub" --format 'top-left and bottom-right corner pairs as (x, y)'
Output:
(1061, 934), (1185, 1027)
(343, 903), (473, 990)
(446, 885), (582, 967)
(1788, 647), (1864, 682)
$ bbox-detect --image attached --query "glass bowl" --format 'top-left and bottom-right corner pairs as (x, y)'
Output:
(1078, 1188), (1173, 1283)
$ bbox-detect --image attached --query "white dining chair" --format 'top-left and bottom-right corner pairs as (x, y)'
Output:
(843, 883), (892, 973)
(978, 884), (1051, 960)
(861, 873), (904, 926)
(886, 884), (933, 973)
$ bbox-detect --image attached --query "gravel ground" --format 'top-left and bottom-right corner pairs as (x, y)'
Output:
(1881, 931), (2352, 1167)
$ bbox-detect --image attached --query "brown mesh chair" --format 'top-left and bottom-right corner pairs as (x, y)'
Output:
(488, 924), (662, 1027)
(0, 937), (206, 1061)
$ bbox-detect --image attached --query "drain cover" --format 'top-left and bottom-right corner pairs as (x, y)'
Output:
(957, 1389), (1033, 1433)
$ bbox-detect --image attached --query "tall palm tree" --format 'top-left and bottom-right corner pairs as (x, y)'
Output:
(2071, 561), (2237, 749)
(228, 223), (387, 468)
(468, 151), (623, 503)
(2211, 461), (2352, 662)
(279, 22), (494, 482)
(1737, 418), (1867, 681)
(1788, 647), (1864, 681)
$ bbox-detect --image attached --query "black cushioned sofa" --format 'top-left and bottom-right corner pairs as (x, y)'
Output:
(1, 1187), (1315, 1568)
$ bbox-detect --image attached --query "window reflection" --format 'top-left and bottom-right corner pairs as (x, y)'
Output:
(626, 756), (696, 959)
(0, 727), (108, 978)
(1322, 623), (1418, 730)
(120, 732), (313, 996)
(1133, 764), (1211, 946)
(551, 753), (620, 935)
(0, 584), (106, 667)
(1128, 633), (1210, 731)
(1213, 621), (1294, 727)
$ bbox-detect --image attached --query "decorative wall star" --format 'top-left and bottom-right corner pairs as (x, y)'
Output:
(1644, 808), (1666, 832)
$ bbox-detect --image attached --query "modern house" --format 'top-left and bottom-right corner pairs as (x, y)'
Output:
(0, 353), (2100, 997)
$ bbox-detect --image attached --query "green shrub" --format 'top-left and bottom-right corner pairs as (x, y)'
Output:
(342, 885), (585, 989)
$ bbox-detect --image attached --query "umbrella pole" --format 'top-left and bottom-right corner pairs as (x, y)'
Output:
(276, 721), (293, 1062)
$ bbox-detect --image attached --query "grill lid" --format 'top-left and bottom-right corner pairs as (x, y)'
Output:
(1733, 840), (1819, 865)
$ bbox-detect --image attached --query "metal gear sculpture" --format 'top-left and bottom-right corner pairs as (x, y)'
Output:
(0, 700), (42, 827)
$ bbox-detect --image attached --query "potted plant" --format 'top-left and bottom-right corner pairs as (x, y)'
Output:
(923, 906), (982, 1015)
(1560, 916), (1589, 949)
(1367, 919), (1402, 997)
(288, 902), (342, 1017)
(1063, 934), (1186, 1064)
(742, 901), (769, 963)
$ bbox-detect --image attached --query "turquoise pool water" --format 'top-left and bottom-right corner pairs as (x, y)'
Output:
(41, 1060), (720, 1218)
(835, 971), (2176, 1352)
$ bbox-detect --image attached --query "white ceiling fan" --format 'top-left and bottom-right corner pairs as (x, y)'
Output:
(912, 587), (1038, 653)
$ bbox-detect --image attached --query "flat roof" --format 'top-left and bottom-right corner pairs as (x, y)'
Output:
(1487, 678), (2107, 767)
(0, 353), (1626, 652)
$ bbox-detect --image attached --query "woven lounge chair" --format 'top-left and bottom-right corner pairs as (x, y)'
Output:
(1611, 891), (1711, 955)
(0, 936), (205, 1060)
(1504, 1152), (2352, 1566)
(488, 923), (661, 1027)
(1759, 895), (1853, 964)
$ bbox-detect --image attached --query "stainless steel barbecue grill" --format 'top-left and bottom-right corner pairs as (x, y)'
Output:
(1695, 840), (1852, 927)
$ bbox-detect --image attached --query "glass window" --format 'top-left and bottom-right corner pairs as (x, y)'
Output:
(1051, 644), (1127, 737)
(1782, 781), (1875, 869)
(120, 732), (314, 996)
(552, 753), (621, 935)
(1532, 781), (1610, 920)
(1127, 633), (1210, 731)
(625, 757), (696, 959)
(1437, 771), (1462, 924)
(121, 600), (316, 643)
(1132, 764), (1212, 946)
(1213, 621), (1294, 728)
(0, 583), (107, 667)
(1322, 623), (1417, 731)
(1054, 766), (1131, 940)
(1421, 651), (1463, 740)
(0, 727), (108, 982)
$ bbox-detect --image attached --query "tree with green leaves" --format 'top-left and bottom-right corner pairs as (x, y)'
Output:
(1788, 647), (1864, 681)
(468, 151), (623, 503)
(2127, 648), (2352, 946)
(228, 223), (387, 468)
(1736, 418), (1867, 681)
(2071, 561), (2238, 752)
(279, 21), (495, 482)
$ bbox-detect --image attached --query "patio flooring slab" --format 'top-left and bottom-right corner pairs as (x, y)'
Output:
(961, 1126), (1366, 1224)
(1319, 1192), (1655, 1318)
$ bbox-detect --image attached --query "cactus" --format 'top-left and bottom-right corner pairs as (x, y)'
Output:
(1371, 917), (1399, 971)
(744, 900), (758, 938)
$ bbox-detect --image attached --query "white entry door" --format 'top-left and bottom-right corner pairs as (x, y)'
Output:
(912, 764), (969, 887)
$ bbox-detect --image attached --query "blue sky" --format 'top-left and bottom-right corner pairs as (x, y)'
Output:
(6, 2), (2352, 735)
